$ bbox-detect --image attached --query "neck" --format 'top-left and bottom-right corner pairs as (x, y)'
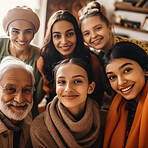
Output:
(67, 102), (86, 120)
(9, 42), (31, 61)
(103, 34), (114, 53)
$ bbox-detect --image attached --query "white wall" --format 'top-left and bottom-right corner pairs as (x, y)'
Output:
(96, 0), (117, 23)
(0, 0), (47, 47)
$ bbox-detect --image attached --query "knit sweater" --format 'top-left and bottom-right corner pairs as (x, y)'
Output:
(30, 96), (101, 148)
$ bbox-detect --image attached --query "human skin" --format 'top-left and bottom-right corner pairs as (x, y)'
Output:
(8, 20), (34, 52)
(0, 68), (33, 121)
(105, 58), (146, 101)
(81, 16), (113, 52)
(52, 20), (77, 57)
(56, 63), (95, 117)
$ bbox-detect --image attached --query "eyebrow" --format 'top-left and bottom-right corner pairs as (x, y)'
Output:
(106, 62), (133, 75)
(52, 28), (75, 34)
(58, 75), (85, 79)
(12, 28), (33, 31)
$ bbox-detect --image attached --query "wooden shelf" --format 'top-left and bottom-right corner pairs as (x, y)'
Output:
(113, 24), (148, 33)
(115, 2), (148, 14)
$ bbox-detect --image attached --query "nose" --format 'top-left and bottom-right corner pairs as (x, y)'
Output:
(61, 36), (67, 44)
(91, 31), (97, 38)
(118, 76), (127, 86)
(18, 32), (25, 40)
(13, 91), (25, 103)
(65, 83), (73, 92)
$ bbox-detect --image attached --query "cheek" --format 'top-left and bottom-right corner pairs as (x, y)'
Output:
(1, 94), (12, 103)
(110, 82), (117, 90)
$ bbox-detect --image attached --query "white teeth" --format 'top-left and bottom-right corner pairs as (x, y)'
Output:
(121, 86), (132, 92)
(17, 42), (26, 45)
(92, 39), (101, 44)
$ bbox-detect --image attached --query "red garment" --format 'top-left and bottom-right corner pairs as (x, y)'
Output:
(103, 80), (148, 148)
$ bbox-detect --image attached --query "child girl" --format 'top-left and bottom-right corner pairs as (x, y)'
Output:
(103, 41), (148, 148)
(79, 1), (148, 54)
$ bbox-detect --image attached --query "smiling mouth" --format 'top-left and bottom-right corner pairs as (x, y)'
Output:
(62, 95), (78, 100)
(91, 38), (102, 44)
(60, 45), (72, 51)
(120, 84), (135, 94)
(16, 41), (27, 45)
(9, 104), (28, 111)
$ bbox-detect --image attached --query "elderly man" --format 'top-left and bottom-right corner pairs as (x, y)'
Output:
(0, 56), (35, 148)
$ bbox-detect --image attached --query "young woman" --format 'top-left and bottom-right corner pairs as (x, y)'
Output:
(1, 6), (44, 118)
(79, 1), (148, 54)
(103, 41), (148, 148)
(30, 58), (101, 147)
(37, 10), (104, 107)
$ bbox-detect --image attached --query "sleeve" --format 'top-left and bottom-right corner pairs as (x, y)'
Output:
(37, 57), (52, 99)
(90, 53), (104, 107)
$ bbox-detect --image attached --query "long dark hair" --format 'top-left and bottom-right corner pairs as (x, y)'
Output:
(103, 41), (148, 71)
(41, 10), (91, 84)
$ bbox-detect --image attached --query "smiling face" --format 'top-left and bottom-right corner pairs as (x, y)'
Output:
(52, 20), (77, 57)
(105, 58), (146, 101)
(81, 16), (112, 52)
(0, 68), (33, 121)
(56, 63), (95, 113)
(8, 20), (34, 51)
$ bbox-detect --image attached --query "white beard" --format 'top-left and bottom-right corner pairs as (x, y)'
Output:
(0, 94), (33, 121)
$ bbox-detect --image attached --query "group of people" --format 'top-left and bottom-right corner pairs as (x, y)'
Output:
(0, 1), (147, 148)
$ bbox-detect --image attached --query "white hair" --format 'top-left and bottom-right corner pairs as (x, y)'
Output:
(0, 56), (35, 85)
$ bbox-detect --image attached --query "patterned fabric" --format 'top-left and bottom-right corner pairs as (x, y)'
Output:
(113, 35), (148, 54)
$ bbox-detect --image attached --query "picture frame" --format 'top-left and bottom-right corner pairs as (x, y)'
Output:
(141, 16), (148, 31)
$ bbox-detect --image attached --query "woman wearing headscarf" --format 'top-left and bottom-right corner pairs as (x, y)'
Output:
(0, 6), (45, 118)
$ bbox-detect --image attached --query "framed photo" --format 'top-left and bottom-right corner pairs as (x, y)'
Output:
(141, 16), (148, 31)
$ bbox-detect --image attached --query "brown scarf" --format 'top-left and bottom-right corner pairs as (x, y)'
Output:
(44, 96), (100, 148)
(103, 80), (148, 148)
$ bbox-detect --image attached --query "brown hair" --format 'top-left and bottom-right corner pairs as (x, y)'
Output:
(78, 1), (109, 26)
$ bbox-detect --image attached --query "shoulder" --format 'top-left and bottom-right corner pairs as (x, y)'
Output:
(30, 112), (45, 132)
(0, 37), (9, 43)
(30, 44), (40, 57)
(37, 56), (44, 71)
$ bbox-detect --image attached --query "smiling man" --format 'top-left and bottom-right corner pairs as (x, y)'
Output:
(0, 56), (35, 148)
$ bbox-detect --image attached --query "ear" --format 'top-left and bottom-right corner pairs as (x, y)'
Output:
(87, 82), (95, 94)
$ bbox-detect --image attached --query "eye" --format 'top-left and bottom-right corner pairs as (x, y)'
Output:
(24, 30), (33, 34)
(57, 80), (66, 85)
(83, 32), (89, 36)
(53, 34), (61, 39)
(95, 27), (102, 31)
(22, 87), (33, 95)
(108, 75), (117, 81)
(74, 80), (82, 84)
(124, 68), (132, 73)
(5, 87), (16, 94)
(67, 32), (74, 37)
(12, 30), (19, 34)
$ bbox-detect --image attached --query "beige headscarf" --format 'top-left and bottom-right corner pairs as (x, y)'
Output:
(3, 6), (40, 34)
